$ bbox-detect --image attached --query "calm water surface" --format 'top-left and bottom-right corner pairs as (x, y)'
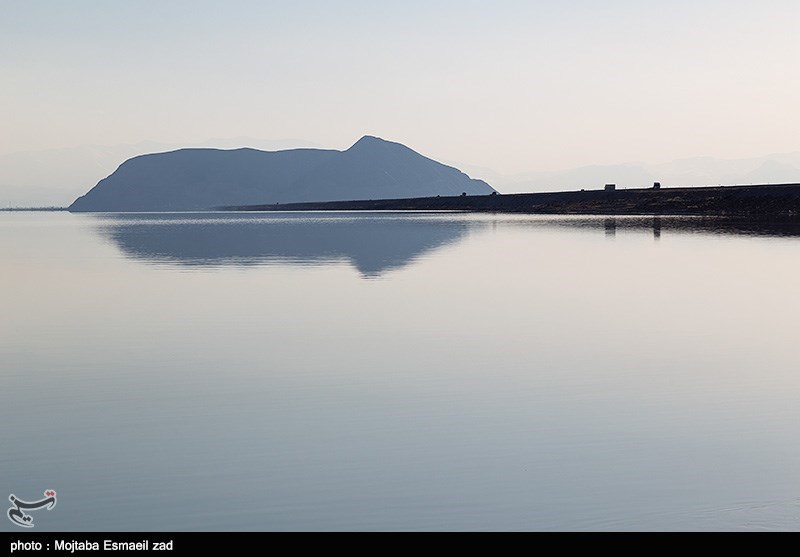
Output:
(2, 212), (799, 531)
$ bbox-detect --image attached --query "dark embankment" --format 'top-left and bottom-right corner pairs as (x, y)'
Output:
(225, 183), (800, 217)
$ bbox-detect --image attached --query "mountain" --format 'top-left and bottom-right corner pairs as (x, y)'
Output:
(68, 136), (495, 212)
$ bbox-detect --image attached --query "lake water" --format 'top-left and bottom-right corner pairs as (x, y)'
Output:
(2, 211), (800, 531)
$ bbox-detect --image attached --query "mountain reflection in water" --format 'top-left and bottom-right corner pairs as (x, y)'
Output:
(93, 212), (477, 277)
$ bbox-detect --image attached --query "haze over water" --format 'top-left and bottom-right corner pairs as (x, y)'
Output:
(2, 212), (799, 531)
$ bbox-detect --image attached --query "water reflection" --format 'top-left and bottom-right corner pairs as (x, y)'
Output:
(604, 217), (617, 238)
(93, 212), (477, 277)
(496, 214), (800, 239)
(93, 213), (800, 277)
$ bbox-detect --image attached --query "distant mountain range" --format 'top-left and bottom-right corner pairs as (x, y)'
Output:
(68, 136), (495, 212)
(466, 153), (800, 193)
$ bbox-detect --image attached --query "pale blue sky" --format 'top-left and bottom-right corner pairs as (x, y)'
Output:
(2, 0), (799, 173)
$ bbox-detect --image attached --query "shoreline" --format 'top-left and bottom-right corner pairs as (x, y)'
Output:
(1, 206), (68, 212)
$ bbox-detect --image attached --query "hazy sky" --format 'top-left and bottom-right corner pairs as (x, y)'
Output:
(2, 0), (799, 173)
